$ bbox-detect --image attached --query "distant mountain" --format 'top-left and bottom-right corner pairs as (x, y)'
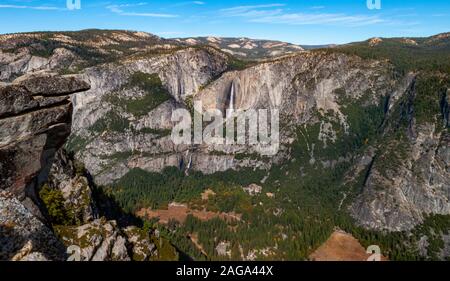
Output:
(347, 32), (450, 52)
(301, 44), (336, 50)
(175, 36), (305, 60)
(324, 32), (450, 74)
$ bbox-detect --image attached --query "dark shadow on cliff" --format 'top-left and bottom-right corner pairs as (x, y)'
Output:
(0, 222), (67, 261)
(0, 224), (25, 260)
(69, 150), (144, 228)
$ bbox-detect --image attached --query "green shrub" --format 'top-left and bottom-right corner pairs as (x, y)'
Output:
(65, 135), (90, 152)
(118, 72), (172, 116)
(39, 184), (74, 225)
(89, 111), (130, 133)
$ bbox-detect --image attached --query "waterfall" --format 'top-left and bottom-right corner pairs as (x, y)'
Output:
(184, 150), (193, 176)
(187, 153), (192, 170)
(226, 82), (235, 119)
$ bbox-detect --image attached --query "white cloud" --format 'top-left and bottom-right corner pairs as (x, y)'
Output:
(220, 3), (285, 16)
(230, 8), (283, 18)
(219, 4), (395, 27)
(251, 13), (387, 27)
(107, 4), (178, 18)
(168, 1), (206, 8)
(0, 4), (60, 10)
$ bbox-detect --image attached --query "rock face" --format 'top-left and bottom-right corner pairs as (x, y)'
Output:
(69, 50), (400, 185)
(67, 46), (229, 185)
(196, 51), (395, 122)
(55, 219), (157, 261)
(350, 76), (450, 231)
(0, 190), (66, 261)
(0, 73), (90, 260)
(45, 149), (160, 261)
(352, 130), (450, 231)
(0, 72), (90, 218)
(47, 149), (98, 223)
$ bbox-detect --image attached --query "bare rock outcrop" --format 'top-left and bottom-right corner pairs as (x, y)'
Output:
(0, 72), (90, 218)
(54, 218), (158, 261)
(0, 73), (90, 260)
(350, 76), (450, 231)
(47, 149), (98, 223)
(0, 190), (66, 261)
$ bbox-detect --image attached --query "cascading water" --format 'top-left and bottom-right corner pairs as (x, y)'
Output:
(185, 152), (193, 176)
(187, 152), (192, 170)
(226, 82), (235, 119)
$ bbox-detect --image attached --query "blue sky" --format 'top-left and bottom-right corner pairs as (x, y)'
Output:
(0, 0), (449, 44)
